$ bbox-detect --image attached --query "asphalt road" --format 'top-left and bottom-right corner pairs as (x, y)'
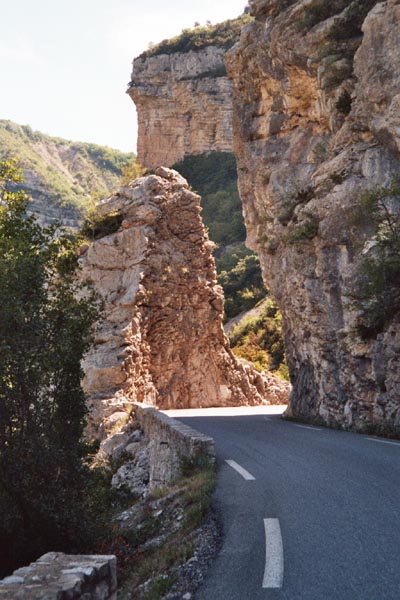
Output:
(172, 408), (400, 600)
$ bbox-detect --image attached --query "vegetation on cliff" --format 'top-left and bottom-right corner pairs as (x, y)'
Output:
(0, 120), (136, 217)
(141, 15), (251, 58)
(351, 179), (400, 339)
(296, 0), (382, 95)
(298, 0), (380, 32)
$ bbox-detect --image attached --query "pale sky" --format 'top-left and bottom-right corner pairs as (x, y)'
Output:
(0, 0), (246, 153)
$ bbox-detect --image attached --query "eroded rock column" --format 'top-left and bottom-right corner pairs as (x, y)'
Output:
(80, 168), (288, 438)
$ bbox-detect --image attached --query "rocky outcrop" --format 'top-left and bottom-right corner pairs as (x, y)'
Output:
(128, 48), (233, 168)
(80, 168), (286, 438)
(227, 0), (400, 430)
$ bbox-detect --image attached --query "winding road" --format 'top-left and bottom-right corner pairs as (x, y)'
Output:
(165, 406), (400, 600)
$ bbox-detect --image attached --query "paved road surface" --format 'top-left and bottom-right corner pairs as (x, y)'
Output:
(166, 407), (400, 600)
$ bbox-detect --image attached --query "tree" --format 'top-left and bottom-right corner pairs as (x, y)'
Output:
(0, 159), (102, 576)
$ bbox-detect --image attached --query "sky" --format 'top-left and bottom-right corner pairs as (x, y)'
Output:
(0, 0), (247, 154)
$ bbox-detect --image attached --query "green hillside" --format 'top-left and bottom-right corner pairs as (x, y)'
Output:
(0, 120), (136, 224)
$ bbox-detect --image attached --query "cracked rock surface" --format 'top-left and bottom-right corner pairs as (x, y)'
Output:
(80, 168), (288, 439)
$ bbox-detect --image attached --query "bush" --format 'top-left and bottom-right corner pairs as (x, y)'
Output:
(350, 179), (400, 338)
(229, 299), (288, 378)
(297, 0), (351, 30)
(218, 254), (266, 319)
(285, 213), (319, 244)
(81, 208), (123, 240)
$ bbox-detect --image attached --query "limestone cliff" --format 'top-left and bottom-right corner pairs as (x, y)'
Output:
(127, 18), (249, 168)
(80, 168), (288, 438)
(227, 0), (400, 430)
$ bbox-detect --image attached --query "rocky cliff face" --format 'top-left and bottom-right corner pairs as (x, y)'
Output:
(80, 168), (288, 438)
(227, 0), (400, 430)
(128, 47), (233, 168)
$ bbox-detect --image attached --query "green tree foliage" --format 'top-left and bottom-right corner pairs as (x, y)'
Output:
(351, 179), (400, 339)
(229, 300), (289, 380)
(218, 253), (266, 320)
(173, 152), (246, 247)
(0, 159), (104, 576)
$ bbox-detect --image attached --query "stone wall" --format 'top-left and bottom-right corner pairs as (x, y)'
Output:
(135, 404), (215, 488)
(0, 553), (117, 599)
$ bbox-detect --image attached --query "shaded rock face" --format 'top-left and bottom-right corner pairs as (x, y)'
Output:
(80, 168), (286, 438)
(128, 47), (233, 168)
(227, 0), (400, 429)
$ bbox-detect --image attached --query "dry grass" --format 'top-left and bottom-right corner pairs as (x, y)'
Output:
(117, 466), (216, 599)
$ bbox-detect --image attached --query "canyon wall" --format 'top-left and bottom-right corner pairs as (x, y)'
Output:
(128, 39), (237, 168)
(80, 168), (288, 438)
(227, 0), (400, 430)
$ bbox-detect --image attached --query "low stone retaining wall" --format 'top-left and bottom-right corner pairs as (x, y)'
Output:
(0, 553), (117, 599)
(134, 404), (215, 487)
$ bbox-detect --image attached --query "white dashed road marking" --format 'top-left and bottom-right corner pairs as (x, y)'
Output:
(366, 438), (400, 447)
(294, 424), (322, 431)
(263, 518), (284, 589)
(225, 459), (256, 481)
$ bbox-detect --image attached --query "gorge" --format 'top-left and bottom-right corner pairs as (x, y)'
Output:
(130, 0), (400, 433)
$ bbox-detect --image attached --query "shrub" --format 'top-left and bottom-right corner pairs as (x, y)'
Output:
(81, 208), (123, 240)
(297, 0), (351, 30)
(323, 60), (353, 91)
(285, 213), (319, 244)
(229, 299), (288, 378)
(350, 179), (400, 338)
(218, 254), (266, 320)
(328, 0), (381, 42)
(335, 90), (352, 115)
(140, 15), (251, 58)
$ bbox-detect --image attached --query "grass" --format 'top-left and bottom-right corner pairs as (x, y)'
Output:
(116, 465), (217, 599)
